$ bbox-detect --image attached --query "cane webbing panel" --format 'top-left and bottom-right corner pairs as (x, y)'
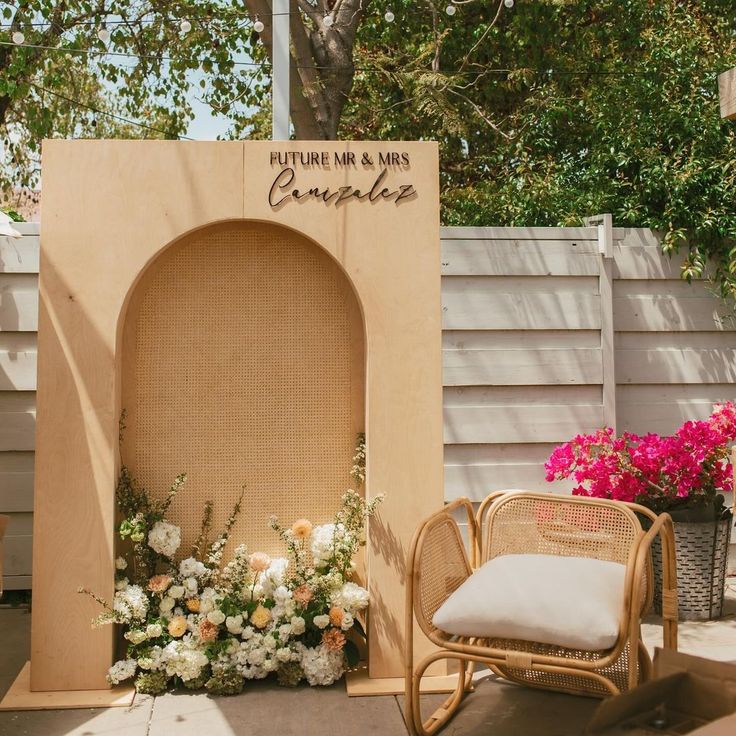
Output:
(486, 496), (638, 566)
(492, 638), (637, 696)
(122, 222), (365, 558)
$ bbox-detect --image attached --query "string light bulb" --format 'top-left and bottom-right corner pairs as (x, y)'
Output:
(97, 26), (110, 42)
(384, 10), (395, 22)
(12, 31), (25, 45)
(504, 0), (514, 7)
(323, 14), (334, 27)
(445, 4), (456, 16)
(253, 18), (264, 33)
(180, 19), (192, 33)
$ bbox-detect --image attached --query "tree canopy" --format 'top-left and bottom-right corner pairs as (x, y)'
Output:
(2, 1), (736, 299)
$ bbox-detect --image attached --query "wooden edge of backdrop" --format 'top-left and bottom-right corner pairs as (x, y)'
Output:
(0, 663), (135, 711)
(345, 665), (461, 697)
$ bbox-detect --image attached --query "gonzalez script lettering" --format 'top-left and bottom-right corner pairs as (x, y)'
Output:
(269, 167), (417, 208)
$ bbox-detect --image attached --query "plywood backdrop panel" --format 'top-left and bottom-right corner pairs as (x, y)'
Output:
(121, 222), (364, 557)
(32, 140), (443, 690)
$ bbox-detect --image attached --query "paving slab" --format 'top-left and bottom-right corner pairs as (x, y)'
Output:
(404, 675), (599, 736)
(150, 683), (406, 736)
(0, 578), (734, 736)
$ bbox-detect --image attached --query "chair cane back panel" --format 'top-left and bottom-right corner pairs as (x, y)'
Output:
(484, 494), (640, 566)
(415, 514), (472, 639)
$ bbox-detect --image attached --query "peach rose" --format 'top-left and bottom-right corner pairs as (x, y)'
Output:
(186, 598), (201, 613)
(198, 619), (219, 643)
(291, 518), (313, 540)
(147, 574), (172, 594)
(250, 604), (271, 629)
(249, 552), (271, 573)
(293, 584), (313, 606)
(321, 628), (346, 652)
(167, 615), (188, 638)
(329, 606), (344, 628)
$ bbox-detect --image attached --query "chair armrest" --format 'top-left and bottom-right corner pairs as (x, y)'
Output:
(631, 508), (678, 651)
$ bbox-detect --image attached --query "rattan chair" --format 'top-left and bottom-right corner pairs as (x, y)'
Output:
(404, 491), (678, 736)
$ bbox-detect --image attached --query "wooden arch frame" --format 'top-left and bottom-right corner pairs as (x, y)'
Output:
(24, 140), (443, 699)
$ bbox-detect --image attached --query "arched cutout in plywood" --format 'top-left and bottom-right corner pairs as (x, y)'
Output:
(120, 221), (366, 558)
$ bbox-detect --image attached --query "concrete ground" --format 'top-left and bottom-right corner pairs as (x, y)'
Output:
(1, 580), (734, 736)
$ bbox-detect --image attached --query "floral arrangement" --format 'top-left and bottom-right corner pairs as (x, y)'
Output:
(82, 429), (382, 695)
(545, 402), (736, 516)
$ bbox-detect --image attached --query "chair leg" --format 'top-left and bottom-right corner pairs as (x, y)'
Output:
(408, 652), (474, 736)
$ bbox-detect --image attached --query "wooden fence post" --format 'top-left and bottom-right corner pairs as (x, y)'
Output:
(585, 214), (616, 432)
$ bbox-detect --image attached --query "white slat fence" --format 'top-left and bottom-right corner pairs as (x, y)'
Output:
(1, 222), (734, 588)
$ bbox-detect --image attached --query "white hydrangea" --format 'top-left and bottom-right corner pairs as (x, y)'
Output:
(298, 643), (345, 686)
(184, 577), (198, 594)
(107, 658), (138, 685)
(331, 582), (369, 613)
(271, 585), (295, 619)
(233, 633), (278, 680)
(260, 558), (289, 598)
(199, 587), (219, 614)
(147, 521), (181, 558)
(276, 647), (292, 663)
(137, 646), (164, 671)
(113, 584), (148, 622)
(311, 524), (345, 566)
(179, 557), (208, 579)
(160, 637), (209, 681)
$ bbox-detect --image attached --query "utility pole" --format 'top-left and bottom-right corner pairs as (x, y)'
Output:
(272, 0), (290, 139)
(718, 68), (736, 120)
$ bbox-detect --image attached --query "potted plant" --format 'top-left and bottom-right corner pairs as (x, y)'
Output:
(545, 402), (735, 621)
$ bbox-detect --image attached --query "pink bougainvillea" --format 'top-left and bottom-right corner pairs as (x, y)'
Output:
(545, 402), (736, 512)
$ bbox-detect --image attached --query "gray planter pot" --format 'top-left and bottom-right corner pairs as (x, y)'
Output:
(651, 514), (732, 621)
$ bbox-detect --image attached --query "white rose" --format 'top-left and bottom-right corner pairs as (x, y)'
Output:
(115, 557), (127, 570)
(124, 629), (147, 645)
(115, 577), (129, 591)
(226, 615), (243, 634)
(207, 610), (226, 625)
(290, 616), (306, 635)
(168, 585), (185, 599)
(341, 612), (354, 631)
(146, 623), (163, 638)
(313, 614), (330, 630)
(160, 597), (175, 613)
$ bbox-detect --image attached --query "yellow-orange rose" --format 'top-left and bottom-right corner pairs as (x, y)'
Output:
(186, 598), (200, 613)
(250, 604), (271, 629)
(329, 606), (344, 627)
(167, 615), (188, 638)
(291, 518), (313, 540)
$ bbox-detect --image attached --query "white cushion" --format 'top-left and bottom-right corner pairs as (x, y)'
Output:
(432, 553), (626, 651)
